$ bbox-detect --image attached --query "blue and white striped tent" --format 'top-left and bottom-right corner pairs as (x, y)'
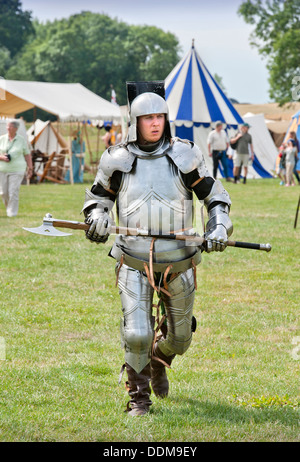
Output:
(165, 44), (274, 178)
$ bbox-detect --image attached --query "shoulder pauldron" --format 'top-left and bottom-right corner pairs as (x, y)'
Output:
(94, 144), (136, 188)
(166, 137), (203, 174)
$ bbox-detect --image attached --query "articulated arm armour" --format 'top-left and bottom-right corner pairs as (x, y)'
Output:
(169, 139), (233, 241)
(203, 178), (231, 210)
(206, 203), (233, 235)
(81, 188), (114, 215)
(169, 139), (232, 231)
(204, 180), (233, 241)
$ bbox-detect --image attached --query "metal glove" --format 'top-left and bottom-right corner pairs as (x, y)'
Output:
(85, 208), (115, 243)
(204, 224), (228, 253)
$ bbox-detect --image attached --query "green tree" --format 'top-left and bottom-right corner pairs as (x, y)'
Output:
(0, 0), (34, 77)
(0, 47), (11, 76)
(0, 0), (34, 57)
(238, 0), (300, 105)
(6, 12), (181, 105)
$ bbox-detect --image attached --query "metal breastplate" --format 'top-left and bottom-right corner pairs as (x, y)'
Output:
(118, 153), (192, 232)
(110, 151), (201, 270)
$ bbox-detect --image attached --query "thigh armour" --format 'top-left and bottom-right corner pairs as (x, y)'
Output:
(117, 264), (195, 373)
(158, 268), (195, 357)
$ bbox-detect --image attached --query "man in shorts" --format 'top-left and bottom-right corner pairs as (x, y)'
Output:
(231, 123), (254, 184)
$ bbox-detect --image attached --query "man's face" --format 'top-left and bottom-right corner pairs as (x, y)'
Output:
(137, 113), (165, 144)
(216, 124), (222, 132)
(7, 123), (17, 138)
(241, 126), (248, 134)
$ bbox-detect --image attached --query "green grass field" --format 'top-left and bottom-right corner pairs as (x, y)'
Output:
(0, 177), (299, 442)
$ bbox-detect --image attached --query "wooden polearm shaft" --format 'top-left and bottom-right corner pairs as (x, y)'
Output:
(48, 219), (272, 252)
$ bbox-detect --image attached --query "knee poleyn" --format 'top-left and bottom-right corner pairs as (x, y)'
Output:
(123, 328), (154, 355)
(172, 340), (192, 356)
(159, 333), (192, 356)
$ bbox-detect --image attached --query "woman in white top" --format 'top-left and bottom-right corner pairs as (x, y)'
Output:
(0, 120), (33, 216)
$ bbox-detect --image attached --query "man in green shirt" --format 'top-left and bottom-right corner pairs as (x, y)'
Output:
(231, 123), (254, 184)
(0, 120), (33, 217)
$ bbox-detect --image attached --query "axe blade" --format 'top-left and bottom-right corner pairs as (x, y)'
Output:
(22, 223), (72, 237)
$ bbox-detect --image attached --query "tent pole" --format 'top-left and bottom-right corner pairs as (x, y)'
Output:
(68, 121), (74, 185)
(78, 121), (84, 176)
(55, 117), (59, 158)
(83, 122), (93, 166)
(32, 107), (37, 149)
(29, 106), (37, 184)
(96, 124), (100, 164)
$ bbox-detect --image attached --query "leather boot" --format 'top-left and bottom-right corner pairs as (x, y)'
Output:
(151, 344), (175, 398)
(125, 363), (152, 416)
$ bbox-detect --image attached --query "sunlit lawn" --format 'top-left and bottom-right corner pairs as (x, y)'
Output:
(0, 177), (299, 442)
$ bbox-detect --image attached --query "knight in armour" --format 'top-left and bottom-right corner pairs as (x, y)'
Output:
(82, 81), (233, 416)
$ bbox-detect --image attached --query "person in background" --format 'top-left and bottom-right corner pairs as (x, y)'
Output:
(0, 120), (33, 217)
(288, 131), (300, 185)
(296, 147), (300, 179)
(284, 139), (297, 187)
(116, 128), (122, 144)
(65, 130), (86, 183)
(102, 125), (116, 149)
(276, 144), (286, 186)
(207, 121), (231, 182)
(230, 123), (254, 184)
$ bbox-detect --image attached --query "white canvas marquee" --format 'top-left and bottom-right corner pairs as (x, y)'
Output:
(242, 113), (278, 177)
(0, 80), (121, 123)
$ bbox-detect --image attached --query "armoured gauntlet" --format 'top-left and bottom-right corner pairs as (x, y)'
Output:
(85, 208), (114, 243)
(205, 203), (233, 252)
(82, 189), (115, 243)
